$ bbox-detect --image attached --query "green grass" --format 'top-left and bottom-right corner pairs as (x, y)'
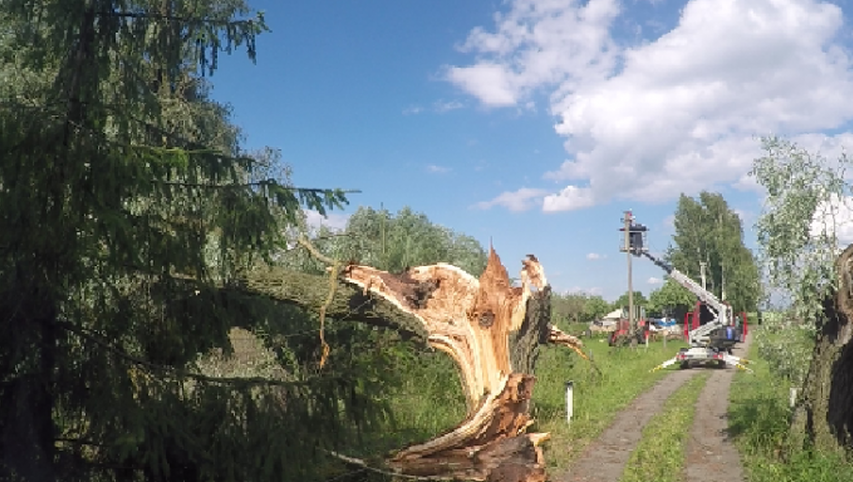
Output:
(532, 338), (690, 471)
(729, 328), (853, 482)
(355, 349), (467, 456)
(619, 372), (709, 482)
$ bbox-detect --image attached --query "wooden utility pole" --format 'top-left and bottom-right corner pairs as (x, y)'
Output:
(621, 211), (636, 344)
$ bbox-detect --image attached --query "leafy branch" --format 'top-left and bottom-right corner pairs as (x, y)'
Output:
(750, 136), (853, 321)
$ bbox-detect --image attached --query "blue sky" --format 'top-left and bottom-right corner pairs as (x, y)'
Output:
(209, 0), (853, 301)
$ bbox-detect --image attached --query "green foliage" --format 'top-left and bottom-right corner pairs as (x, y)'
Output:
(552, 293), (587, 325)
(0, 2), (356, 481)
(552, 293), (610, 325)
(750, 136), (850, 323)
(612, 290), (648, 310)
(620, 373), (710, 482)
(730, 329), (853, 482)
(647, 278), (696, 317)
(286, 205), (488, 276)
(667, 191), (761, 312)
(585, 295), (612, 320)
(753, 312), (816, 390)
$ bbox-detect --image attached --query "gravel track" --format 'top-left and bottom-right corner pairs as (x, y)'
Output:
(557, 336), (751, 482)
(557, 369), (700, 482)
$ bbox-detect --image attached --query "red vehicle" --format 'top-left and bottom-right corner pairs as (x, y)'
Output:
(609, 307), (650, 346)
(683, 301), (748, 352)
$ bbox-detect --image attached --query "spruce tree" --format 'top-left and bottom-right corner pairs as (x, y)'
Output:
(0, 2), (358, 481)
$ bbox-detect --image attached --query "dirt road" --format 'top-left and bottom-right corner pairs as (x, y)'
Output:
(558, 369), (700, 482)
(557, 337), (751, 482)
(682, 336), (751, 482)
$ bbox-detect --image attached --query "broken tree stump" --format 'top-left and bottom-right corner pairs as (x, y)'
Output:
(340, 247), (584, 482)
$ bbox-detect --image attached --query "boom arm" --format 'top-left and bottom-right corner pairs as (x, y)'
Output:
(640, 251), (732, 346)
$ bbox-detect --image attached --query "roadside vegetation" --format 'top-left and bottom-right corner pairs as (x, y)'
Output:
(730, 325), (853, 482)
(620, 373), (710, 482)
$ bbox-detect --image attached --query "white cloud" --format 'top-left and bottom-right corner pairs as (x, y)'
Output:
(474, 187), (548, 211)
(543, 185), (595, 212)
(446, 0), (620, 107)
(446, 63), (519, 106)
(402, 105), (423, 115)
(304, 209), (350, 232)
(648, 276), (663, 285)
(404, 100), (467, 115)
(434, 99), (465, 112)
(586, 252), (606, 260)
(447, 0), (853, 211)
(427, 164), (452, 174)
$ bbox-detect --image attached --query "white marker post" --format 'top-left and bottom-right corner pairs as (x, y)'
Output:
(789, 387), (797, 408)
(566, 381), (574, 424)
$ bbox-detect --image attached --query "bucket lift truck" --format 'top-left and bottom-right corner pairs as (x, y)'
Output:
(620, 213), (751, 372)
(641, 251), (751, 372)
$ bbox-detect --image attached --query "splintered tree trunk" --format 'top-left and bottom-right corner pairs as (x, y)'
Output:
(341, 248), (583, 482)
(791, 244), (853, 453)
(238, 247), (586, 481)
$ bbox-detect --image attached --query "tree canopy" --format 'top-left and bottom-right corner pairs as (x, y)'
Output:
(666, 192), (761, 312)
(647, 278), (696, 317)
(551, 292), (610, 325)
(612, 290), (648, 311)
(0, 2), (360, 481)
(751, 137), (848, 319)
(284, 205), (488, 276)
(750, 136), (853, 455)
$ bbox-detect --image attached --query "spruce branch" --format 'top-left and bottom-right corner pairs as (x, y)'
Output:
(56, 320), (317, 389)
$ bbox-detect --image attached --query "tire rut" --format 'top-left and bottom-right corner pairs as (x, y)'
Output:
(557, 369), (700, 482)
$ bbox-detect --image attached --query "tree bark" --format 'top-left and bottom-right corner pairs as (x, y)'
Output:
(237, 248), (586, 481)
(234, 267), (430, 342)
(790, 244), (853, 453)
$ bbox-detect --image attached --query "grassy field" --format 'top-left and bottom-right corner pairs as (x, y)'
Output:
(729, 328), (853, 482)
(619, 372), (709, 482)
(532, 336), (690, 471)
(361, 332), (690, 472)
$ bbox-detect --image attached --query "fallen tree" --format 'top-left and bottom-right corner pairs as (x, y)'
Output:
(237, 247), (586, 482)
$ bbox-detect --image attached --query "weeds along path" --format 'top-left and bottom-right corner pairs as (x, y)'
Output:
(558, 368), (701, 482)
(682, 335), (752, 482)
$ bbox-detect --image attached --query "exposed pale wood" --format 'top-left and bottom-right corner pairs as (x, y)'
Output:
(341, 249), (549, 407)
(340, 248), (579, 481)
(548, 325), (588, 360)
